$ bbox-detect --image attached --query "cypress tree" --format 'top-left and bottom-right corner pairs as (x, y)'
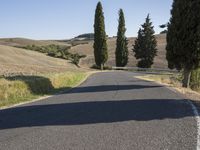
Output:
(115, 9), (129, 67)
(166, 0), (200, 88)
(133, 14), (157, 68)
(93, 2), (108, 70)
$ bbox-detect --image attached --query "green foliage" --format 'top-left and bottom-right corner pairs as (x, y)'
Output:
(159, 24), (168, 29)
(167, 0), (200, 70)
(166, 0), (200, 87)
(190, 68), (200, 91)
(160, 30), (168, 34)
(76, 33), (94, 39)
(20, 44), (86, 66)
(133, 14), (157, 68)
(70, 54), (86, 67)
(115, 9), (129, 67)
(159, 23), (168, 34)
(22, 44), (68, 56)
(93, 2), (108, 69)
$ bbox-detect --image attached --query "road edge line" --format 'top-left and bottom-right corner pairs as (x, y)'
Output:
(186, 100), (200, 150)
(134, 75), (200, 150)
(159, 85), (200, 150)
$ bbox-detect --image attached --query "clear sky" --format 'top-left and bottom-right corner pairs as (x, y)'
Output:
(0, 0), (173, 40)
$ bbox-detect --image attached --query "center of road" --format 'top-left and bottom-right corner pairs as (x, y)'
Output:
(0, 71), (199, 150)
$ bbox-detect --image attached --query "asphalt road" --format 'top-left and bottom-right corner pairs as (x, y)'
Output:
(0, 71), (198, 150)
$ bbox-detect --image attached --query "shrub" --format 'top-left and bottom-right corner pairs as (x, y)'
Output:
(20, 44), (86, 66)
(190, 68), (200, 91)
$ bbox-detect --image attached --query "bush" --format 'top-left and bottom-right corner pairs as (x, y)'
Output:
(20, 44), (86, 66)
(70, 54), (86, 67)
(190, 68), (200, 91)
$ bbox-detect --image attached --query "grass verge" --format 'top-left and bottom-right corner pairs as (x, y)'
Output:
(135, 73), (200, 102)
(135, 74), (181, 87)
(0, 71), (88, 108)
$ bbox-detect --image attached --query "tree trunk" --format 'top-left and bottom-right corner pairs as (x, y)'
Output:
(100, 64), (104, 70)
(182, 68), (192, 88)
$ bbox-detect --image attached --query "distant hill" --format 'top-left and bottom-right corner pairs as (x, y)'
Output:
(69, 34), (168, 69)
(0, 38), (70, 47)
(0, 34), (168, 75)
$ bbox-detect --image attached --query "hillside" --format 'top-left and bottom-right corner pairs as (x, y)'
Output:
(0, 38), (70, 47)
(0, 34), (168, 75)
(0, 45), (78, 75)
(69, 34), (168, 68)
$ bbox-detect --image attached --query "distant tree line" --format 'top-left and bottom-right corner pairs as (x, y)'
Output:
(76, 33), (94, 39)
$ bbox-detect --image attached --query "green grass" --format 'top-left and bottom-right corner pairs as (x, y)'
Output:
(0, 72), (87, 108)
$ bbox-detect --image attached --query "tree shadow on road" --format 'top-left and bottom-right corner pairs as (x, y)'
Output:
(0, 99), (195, 130)
(63, 84), (162, 94)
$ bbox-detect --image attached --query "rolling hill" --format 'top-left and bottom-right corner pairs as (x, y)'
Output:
(69, 34), (168, 68)
(0, 34), (168, 75)
(0, 44), (78, 75)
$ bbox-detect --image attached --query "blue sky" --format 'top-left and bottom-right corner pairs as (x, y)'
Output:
(0, 0), (173, 40)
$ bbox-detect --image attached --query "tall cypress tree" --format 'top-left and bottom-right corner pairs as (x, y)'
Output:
(115, 9), (129, 67)
(93, 2), (108, 70)
(133, 14), (157, 68)
(166, 0), (200, 87)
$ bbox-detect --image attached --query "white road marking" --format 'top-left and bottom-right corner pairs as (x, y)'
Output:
(156, 85), (200, 150)
(186, 100), (200, 150)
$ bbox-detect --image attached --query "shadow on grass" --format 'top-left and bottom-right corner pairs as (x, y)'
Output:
(0, 99), (194, 130)
(5, 75), (55, 95)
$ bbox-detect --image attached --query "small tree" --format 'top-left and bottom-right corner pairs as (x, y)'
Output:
(159, 23), (168, 34)
(70, 53), (86, 67)
(93, 2), (108, 70)
(166, 0), (200, 88)
(115, 9), (129, 67)
(133, 14), (157, 68)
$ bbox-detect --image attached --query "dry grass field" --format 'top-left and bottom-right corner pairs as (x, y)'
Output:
(0, 44), (79, 75)
(69, 34), (168, 68)
(0, 34), (170, 107)
(0, 34), (167, 75)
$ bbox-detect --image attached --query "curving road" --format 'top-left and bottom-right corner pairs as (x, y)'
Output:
(0, 71), (198, 150)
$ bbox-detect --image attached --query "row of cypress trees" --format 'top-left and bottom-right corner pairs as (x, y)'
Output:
(94, 1), (200, 89)
(93, 2), (157, 70)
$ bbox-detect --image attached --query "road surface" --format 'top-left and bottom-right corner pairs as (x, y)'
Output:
(0, 71), (198, 150)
